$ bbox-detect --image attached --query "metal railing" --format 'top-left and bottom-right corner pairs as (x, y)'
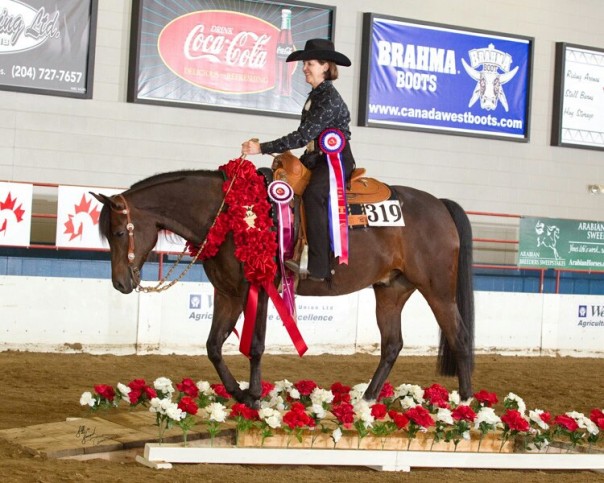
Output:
(2, 181), (604, 294)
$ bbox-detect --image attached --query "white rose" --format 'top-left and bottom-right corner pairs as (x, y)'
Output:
(154, 377), (175, 395)
(80, 391), (95, 407)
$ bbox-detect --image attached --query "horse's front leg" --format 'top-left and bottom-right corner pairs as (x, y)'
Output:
(244, 288), (269, 405)
(206, 290), (251, 405)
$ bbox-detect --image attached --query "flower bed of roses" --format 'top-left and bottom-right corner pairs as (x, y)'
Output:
(80, 377), (604, 453)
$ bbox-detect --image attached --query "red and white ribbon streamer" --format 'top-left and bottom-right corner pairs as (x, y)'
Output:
(319, 129), (349, 265)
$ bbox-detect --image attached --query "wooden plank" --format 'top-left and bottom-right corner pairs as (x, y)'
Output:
(140, 445), (604, 472)
(0, 415), (237, 459)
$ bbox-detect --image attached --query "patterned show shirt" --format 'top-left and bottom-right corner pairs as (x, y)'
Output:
(260, 80), (351, 154)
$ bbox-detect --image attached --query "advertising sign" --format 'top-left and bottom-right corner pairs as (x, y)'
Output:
(0, 182), (32, 247)
(518, 216), (604, 270)
(551, 43), (604, 150)
(128, 0), (335, 117)
(358, 13), (533, 140)
(0, 0), (97, 98)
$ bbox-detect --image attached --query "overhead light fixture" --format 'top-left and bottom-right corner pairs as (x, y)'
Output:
(588, 184), (603, 194)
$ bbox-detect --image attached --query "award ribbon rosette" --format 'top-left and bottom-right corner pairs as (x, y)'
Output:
(267, 180), (296, 319)
(319, 128), (349, 264)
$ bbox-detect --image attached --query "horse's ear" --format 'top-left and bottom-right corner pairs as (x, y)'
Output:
(90, 192), (118, 209)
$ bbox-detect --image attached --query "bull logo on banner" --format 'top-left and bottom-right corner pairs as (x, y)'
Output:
(461, 43), (518, 112)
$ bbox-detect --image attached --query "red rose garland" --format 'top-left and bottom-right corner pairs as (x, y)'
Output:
(188, 158), (307, 357)
(191, 158), (278, 285)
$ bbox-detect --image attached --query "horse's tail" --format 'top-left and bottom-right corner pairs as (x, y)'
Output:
(438, 199), (475, 376)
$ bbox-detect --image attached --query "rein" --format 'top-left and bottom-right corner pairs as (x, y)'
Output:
(112, 158), (246, 293)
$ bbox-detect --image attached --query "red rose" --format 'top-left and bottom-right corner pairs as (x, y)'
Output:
(404, 406), (435, 428)
(94, 384), (115, 401)
(176, 378), (199, 398)
(294, 379), (318, 396)
(501, 409), (530, 432)
(330, 382), (351, 404)
(128, 389), (141, 405)
(538, 411), (552, 425)
(283, 402), (315, 429)
(126, 379), (155, 405)
(370, 403), (388, 420)
(378, 382), (395, 401)
(452, 405), (477, 422)
(590, 409), (604, 430)
(473, 389), (498, 407)
(554, 414), (579, 432)
(330, 382), (351, 394)
(331, 402), (355, 428)
(230, 403), (259, 421)
(127, 379), (147, 391)
(423, 383), (450, 408)
(388, 410), (410, 429)
(211, 384), (232, 399)
(144, 386), (157, 399)
(261, 381), (275, 399)
(177, 396), (198, 416)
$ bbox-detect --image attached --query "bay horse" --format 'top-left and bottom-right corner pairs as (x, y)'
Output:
(92, 163), (474, 407)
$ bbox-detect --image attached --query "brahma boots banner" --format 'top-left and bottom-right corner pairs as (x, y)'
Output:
(0, 182), (33, 247)
(359, 13), (533, 141)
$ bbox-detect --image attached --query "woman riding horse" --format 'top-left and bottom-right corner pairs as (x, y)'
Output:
(242, 38), (356, 282)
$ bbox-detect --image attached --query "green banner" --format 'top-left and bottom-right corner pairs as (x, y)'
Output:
(518, 216), (604, 270)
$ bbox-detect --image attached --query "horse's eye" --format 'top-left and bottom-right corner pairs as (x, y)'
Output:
(113, 230), (125, 237)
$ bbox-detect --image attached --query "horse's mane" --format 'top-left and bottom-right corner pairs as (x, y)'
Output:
(129, 169), (221, 190)
(98, 169), (222, 240)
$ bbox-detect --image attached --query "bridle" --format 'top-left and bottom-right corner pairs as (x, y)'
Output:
(109, 158), (245, 293)
(110, 193), (212, 293)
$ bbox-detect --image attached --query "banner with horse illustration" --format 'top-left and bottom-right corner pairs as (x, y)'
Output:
(518, 216), (604, 270)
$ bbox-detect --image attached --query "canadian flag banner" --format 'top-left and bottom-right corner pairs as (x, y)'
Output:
(0, 182), (33, 247)
(56, 186), (121, 249)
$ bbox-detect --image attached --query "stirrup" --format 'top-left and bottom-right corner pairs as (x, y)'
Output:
(285, 259), (309, 276)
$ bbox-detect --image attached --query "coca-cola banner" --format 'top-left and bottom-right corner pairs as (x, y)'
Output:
(0, 0), (98, 98)
(128, 0), (335, 117)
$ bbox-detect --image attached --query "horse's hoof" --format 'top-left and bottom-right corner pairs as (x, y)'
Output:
(240, 389), (261, 409)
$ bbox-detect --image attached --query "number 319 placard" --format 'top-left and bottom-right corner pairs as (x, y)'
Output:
(362, 201), (405, 227)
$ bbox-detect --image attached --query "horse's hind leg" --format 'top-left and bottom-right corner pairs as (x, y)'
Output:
(363, 281), (415, 401)
(426, 294), (473, 400)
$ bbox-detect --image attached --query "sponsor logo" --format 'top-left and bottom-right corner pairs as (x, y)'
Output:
(461, 44), (518, 112)
(158, 10), (278, 93)
(0, 1), (60, 53)
(577, 304), (604, 328)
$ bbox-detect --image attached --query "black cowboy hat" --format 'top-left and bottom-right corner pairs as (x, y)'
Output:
(286, 38), (351, 66)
